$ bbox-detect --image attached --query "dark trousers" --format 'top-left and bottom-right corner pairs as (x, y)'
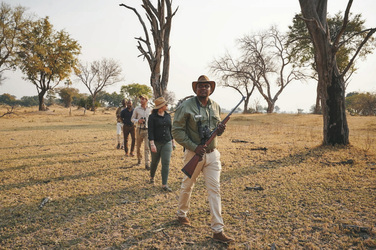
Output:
(123, 125), (135, 154)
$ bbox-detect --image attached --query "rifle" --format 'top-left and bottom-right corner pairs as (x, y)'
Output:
(181, 96), (246, 178)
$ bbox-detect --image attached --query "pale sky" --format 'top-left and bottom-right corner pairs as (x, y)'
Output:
(1, 0), (376, 112)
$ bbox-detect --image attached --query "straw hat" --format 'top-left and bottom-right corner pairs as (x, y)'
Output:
(153, 97), (168, 109)
(192, 75), (216, 95)
(139, 94), (149, 100)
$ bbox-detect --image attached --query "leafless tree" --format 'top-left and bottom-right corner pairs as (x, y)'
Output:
(75, 58), (123, 111)
(211, 52), (256, 113)
(299, 0), (376, 145)
(211, 26), (305, 113)
(119, 1), (178, 99)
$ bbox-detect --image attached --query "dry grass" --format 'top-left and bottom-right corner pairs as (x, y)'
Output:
(0, 105), (375, 249)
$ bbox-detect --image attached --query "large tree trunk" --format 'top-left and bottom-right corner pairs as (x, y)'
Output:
(322, 66), (349, 144)
(38, 90), (47, 111)
(299, 0), (349, 145)
(266, 101), (275, 114)
(120, 1), (177, 100)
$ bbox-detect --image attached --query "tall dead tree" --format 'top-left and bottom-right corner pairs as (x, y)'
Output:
(299, 0), (376, 145)
(119, 1), (178, 99)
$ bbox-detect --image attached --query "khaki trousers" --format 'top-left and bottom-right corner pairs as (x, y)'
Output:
(177, 149), (224, 233)
(136, 128), (150, 166)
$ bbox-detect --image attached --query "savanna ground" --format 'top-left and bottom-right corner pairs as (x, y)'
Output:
(0, 105), (375, 249)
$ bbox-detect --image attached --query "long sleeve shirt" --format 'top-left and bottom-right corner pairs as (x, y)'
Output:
(172, 97), (221, 152)
(131, 106), (151, 129)
(120, 108), (134, 126)
(148, 112), (173, 143)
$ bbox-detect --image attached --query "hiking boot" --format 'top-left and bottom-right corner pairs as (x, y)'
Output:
(137, 159), (141, 165)
(213, 231), (234, 243)
(116, 143), (120, 149)
(130, 152), (135, 157)
(177, 216), (191, 226)
(145, 165), (150, 170)
(162, 186), (172, 192)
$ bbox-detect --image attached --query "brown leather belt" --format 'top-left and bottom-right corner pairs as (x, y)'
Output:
(206, 148), (215, 153)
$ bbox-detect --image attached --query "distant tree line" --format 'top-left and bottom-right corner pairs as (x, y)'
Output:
(0, 82), (157, 110)
(346, 92), (376, 116)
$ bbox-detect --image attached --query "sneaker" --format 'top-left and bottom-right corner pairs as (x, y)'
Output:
(137, 159), (141, 165)
(130, 152), (135, 157)
(125, 153), (129, 157)
(177, 216), (191, 226)
(162, 186), (172, 192)
(213, 231), (234, 243)
(116, 143), (120, 149)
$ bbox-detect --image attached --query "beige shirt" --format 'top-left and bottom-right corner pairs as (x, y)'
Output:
(131, 106), (151, 128)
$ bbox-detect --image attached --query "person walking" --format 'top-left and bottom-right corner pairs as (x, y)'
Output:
(172, 75), (234, 243)
(120, 100), (136, 157)
(148, 97), (175, 192)
(131, 94), (151, 170)
(115, 99), (126, 149)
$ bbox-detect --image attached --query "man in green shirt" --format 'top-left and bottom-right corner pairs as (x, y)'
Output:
(172, 75), (234, 244)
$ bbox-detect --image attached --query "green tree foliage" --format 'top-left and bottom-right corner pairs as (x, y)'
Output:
(19, 95), (39, 107)
(121, 83), (152, 106)
(17, 17), (81, 111)
(0, 93), (16, 105)
(346, 92), (376, 116)
(98, 91), (124, 107)
(58, 87), (80, 107)
(0, 2), (30, 84)
(72, 93), (90, 109)
(288, 12), (375, 84)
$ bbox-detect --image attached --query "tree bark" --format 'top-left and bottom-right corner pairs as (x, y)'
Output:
(38, 90), (47, 111)
(299, 0), (350, 145)
(120, 1), (177, 99)
(322, 66), (349, 144)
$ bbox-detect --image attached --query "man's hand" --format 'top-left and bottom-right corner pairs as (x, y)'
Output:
(217, 123), (226, 136)
(194, 144), (207, 159)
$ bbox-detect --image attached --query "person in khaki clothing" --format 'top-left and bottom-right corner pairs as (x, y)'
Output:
(131, 94), (151, 169)
(172, 75), (234, 243)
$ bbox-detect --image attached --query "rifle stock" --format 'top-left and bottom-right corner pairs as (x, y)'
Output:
(181, 96), (245, 178)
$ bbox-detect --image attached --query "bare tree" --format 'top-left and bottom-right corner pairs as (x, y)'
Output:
(212, 26), (305, 113)
(75, 58), (122, 111)
(211, 52), (256, 113)
(298, 0), (376, 145)
(119, 1), (178, 98)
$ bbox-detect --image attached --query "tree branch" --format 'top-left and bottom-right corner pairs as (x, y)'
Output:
(341, 28), (376, 77)
(333, 0), (353, 48)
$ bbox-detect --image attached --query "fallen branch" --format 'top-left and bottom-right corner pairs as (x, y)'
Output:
(39, 197), (51, 209)
(245, 186), (264, 191)
(250, 147), (268, 151)
(232, 139), (251, 143)
(340, 224), (371, 233)
(0, 106), (15, 118)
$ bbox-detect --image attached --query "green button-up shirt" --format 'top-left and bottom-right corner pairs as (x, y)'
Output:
(172, 97), (221, 152)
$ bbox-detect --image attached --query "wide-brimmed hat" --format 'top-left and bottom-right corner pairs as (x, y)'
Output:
(139, 94), (149, 100)
(192, 75), (216, 95)
(153, 97), (168, 109)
